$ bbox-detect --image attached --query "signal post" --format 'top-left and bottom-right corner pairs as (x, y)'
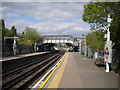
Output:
(104, 14), (113, 72)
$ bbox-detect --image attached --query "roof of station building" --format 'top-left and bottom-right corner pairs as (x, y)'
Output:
(42, 35), (84, 40)
(43, 35), (73, 37)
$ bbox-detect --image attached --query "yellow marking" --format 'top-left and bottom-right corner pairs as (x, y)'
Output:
(38, 62), (62, 89)
(48, 53), (68, 88)
(38, 53), (68, 90)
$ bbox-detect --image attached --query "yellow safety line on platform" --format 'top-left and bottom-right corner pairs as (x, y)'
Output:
(48, 53), (68, 88)
(38, 61), (62, 89)
(38, 53), (68, 90)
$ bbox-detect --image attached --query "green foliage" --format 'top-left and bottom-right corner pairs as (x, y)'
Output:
(83, 2), (108, 23)
(0, 19), (18, 43)
(0, 20), (2, 43)
(86, 31), (105, 50)
(104, 2), (120, 48)
(1, 19), (41, 45)
(10, 26), (17, 36)
(83, 2), (120, 49)
(17, 26), (41, 45)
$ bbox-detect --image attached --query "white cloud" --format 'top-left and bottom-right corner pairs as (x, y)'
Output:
(5, 19), (32, 33)
(2, 2), (90, 37)
(72, 27), (84, 31)
(2, 0), (91, 2)
(4, 18), (90, 37)
(0, 7), (2, 12)
(4, 13), (19, 18)
(2, 2), (84, 21)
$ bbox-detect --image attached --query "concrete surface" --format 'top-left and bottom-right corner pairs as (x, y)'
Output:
(58, 52), (118, 88)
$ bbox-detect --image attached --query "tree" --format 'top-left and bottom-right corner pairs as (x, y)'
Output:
(17, 26), (41, 45)
(1, 19), (12, 43)
(86, 31), (105, 50)
(0, 20), (2, 43)
(0, 19), (5, 27)
(0, 19), (18, 44)
(82, 2), (120, 49)
(10, 26), (17, 36)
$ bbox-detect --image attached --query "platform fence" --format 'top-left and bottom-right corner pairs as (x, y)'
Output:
(1, 44), (34, 57)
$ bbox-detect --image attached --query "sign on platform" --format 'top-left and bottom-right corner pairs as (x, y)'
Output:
(104, 41), (112, 63)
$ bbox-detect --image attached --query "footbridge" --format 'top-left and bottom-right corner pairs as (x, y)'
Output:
(43, 35), (74, 45)
(37, 35), (83, 51)
(37, 35), (82, 45)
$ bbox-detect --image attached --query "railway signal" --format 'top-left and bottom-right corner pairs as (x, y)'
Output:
(104, 14), (113, 72)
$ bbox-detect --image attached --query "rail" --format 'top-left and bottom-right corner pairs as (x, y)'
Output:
(1, 51), (65, 90)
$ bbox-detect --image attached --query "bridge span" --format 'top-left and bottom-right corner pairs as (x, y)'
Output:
(37, 35), (84, 51)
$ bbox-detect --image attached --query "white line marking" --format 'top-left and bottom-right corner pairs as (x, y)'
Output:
(31, 54), (64, 89)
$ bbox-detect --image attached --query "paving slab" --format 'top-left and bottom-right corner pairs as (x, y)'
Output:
(58, 52), (83, 88)
(58, 52), (118, 88)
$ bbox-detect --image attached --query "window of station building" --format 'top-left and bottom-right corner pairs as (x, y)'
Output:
(51, 37), (55, 40)
(63, 37), (66, 39)
(56, 37), (60, 40)
(66, 37), (71, 40)
(60, 37), (65, 40)
(47, 37), (51, 40)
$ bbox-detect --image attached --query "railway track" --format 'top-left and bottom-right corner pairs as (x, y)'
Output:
(1, 51), (65, 90)
(2, 52), (56, 79)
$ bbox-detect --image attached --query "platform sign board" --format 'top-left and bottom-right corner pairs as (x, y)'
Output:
(104, 41), (112, 63)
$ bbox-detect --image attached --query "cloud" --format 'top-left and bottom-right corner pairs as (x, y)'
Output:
(2, 0), (91, 2)
(63, 28), (90, 36)
(2, 2), (90, 37)
(4, 18), (90, 37)
(31, 21), (90, 37)
(2, 2), (84, 21)
(3, 13), (19, 18)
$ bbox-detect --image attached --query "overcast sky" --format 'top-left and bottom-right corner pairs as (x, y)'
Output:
(2, 2), (90, 37)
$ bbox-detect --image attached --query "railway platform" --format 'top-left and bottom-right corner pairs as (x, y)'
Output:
(38, 52), (119, 89)
(0, 52), (48, 62)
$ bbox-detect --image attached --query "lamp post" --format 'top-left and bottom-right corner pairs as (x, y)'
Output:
(82, 35), (87, 58)
(4, 36), (18, 55)
(79, 39), (82, 53)
(34, 42), (37, 52)
(13, 36), (17, 55)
